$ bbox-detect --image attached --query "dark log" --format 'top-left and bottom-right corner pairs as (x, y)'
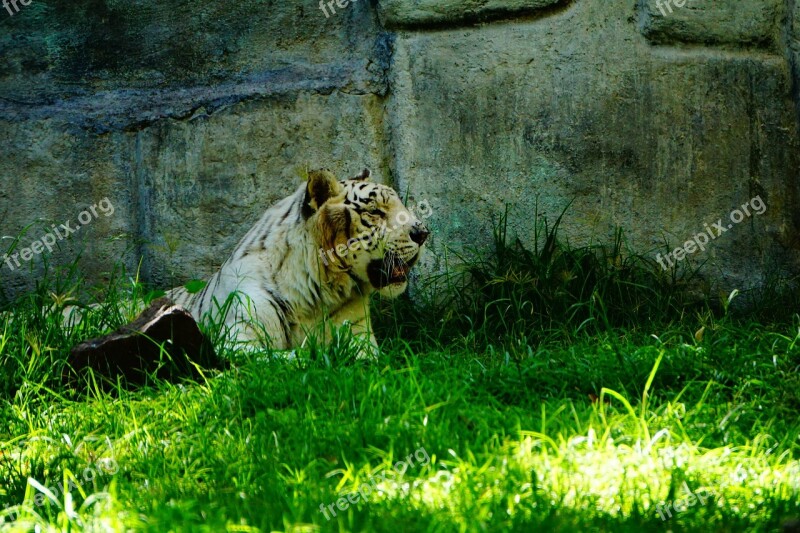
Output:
(67, 297), (223, 389)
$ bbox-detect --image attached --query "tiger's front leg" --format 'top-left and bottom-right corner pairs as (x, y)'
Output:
(325, 297), (379, 360)
(219, 293), (293, 352)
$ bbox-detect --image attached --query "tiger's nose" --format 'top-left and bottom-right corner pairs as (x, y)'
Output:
(410, 225), (429, 246)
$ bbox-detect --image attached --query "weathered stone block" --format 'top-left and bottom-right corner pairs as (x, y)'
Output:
(0, 120), (137, 299)
(0, 0), (384, 102)
(0, 0), (389, 301)
(389, 0), (800, 292)
(377, 0), (564, 28)
(638, 0), (783, 47)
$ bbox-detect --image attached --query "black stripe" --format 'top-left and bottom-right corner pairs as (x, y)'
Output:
(264, 288), (291, 316)
(198, 280), (211, 305)
(203, 276), (218, 315)
(199, 272), (222, 317)
(279, 204), (292, 225)
(239, 214), (271, 257)
(347, 270), (364, 284)
(343, 208), (352, 239)
(263, 288), (293, 348)
(211, 272), (222, 298)
(302, 188), (315, 219)
(307, 278), (321, 305)
(264, 299), (290, 348)
(274, 235), (289, 274)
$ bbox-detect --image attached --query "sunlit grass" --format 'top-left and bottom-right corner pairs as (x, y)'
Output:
(315, 373), (800, 531)
(1, 324), (799, 531)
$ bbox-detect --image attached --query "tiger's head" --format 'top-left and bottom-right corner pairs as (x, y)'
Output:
(305, 168), (429, 297)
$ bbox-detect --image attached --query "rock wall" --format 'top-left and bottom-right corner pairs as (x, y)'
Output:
(391, 0), (800, 291)
(0, 0), (391, 294)
(1, 0), (799, 300)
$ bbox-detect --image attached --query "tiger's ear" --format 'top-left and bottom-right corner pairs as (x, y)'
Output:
(304, 169), (342, 216)
(351, 168), (371, 181)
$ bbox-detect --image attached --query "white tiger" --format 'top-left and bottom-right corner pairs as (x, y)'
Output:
(74, 168), (428, 357)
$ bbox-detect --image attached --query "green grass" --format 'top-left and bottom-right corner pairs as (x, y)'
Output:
(1, 214), (799, 532)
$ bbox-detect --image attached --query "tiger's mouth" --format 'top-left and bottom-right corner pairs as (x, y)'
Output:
(367, 253), (418, 288)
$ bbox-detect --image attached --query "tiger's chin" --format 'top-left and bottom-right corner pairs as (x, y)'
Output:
(377, 281), (408, 298)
